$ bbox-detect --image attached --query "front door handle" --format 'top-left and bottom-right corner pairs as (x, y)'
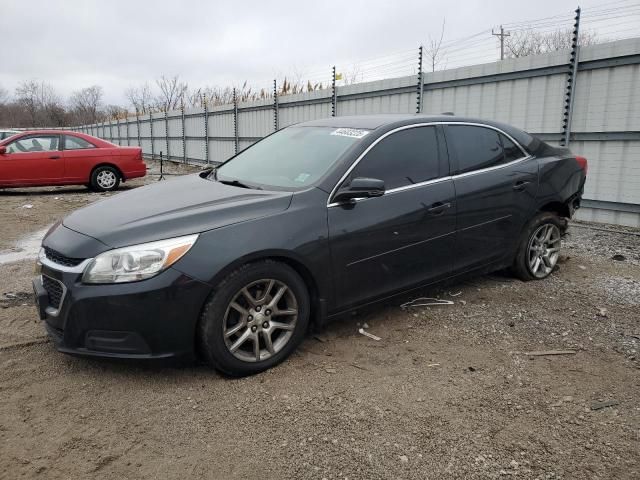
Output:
(48, 155), (61, 159)
(428, 202), (451, 215)
(513, 180), (530, 191)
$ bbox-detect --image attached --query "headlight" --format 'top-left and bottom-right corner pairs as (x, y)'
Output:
(82, 234), (199, 284)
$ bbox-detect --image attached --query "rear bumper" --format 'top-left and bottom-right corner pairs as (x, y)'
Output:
(33, 263), (211, 359)
(124, 166), (147, 180)
(567, 177), (586, 217)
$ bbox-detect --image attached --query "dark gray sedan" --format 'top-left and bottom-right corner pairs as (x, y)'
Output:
(33, 114), (587, 376)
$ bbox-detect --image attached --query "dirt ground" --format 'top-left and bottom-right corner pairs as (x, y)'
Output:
(1, 163), (639, 479)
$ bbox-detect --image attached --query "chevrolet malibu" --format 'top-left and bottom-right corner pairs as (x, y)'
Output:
(33, 115), (587, 376)
(0, 130), (145, 191)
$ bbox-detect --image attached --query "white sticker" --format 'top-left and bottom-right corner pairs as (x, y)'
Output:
(330, 128), (370, 139)
(294, 173), (311, 183)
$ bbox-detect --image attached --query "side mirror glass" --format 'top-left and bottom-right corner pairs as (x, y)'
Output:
(334, 177), (385, 203)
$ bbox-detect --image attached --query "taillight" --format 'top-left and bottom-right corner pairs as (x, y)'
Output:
(575, 155), (588, 175)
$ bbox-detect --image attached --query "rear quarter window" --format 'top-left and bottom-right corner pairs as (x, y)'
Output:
(446, 125), (524, 174)
(64, 135), (96, 150)
(500, 133), (526, 162)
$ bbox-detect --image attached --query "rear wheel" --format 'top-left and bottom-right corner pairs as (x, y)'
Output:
(512, 212), (564, 281)
(198, 260), (310, 376)
(90, 166), (120, 192)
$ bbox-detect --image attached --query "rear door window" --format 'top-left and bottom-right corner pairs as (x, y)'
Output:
(446, 125), (505, 174)
(349, 126), (442, 190)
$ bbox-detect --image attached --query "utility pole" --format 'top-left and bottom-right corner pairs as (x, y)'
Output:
(492, 25), (510, 60)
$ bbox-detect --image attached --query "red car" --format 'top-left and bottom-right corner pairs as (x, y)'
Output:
(0, 130), (146, 192)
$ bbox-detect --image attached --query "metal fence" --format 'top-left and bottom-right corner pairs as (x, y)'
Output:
(69, 35), (640, 228)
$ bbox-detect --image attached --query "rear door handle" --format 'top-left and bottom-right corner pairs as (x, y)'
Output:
(513, 180), (530, 191)
(48, 155), (61, 159)
(428, 202), (451, 215)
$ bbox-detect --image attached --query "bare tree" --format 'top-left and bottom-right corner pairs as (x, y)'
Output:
(103, 104), (128, 120)
(15, 80), (65, 127)
(15, 81), (41, 126)
(342, 64), (362, 85)
(185, 87), (204, 108)
(69, 85), (103, 124)
(0, 85), (8, 106)
(426, 18), (447, 72)
(154, 75), (188, 111)
(125, 83), (153, 114)
(505, 28), (600, 58)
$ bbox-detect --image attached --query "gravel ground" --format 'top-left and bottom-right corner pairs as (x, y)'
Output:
(0, 167), (638, 479)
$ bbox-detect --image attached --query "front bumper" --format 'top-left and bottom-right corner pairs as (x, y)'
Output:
(34, 260), (212, 359)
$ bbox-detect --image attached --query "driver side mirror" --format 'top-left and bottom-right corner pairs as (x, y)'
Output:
(0, 146), (6, 155)
(334, 177), (385, 203)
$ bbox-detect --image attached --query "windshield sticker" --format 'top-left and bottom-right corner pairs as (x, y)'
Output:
(294, 173), (311, 183)
(330, 128), (370, 139)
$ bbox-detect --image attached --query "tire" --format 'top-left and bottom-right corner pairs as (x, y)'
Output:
(512, 212), (565, 281)
(198, 260), (310, 376)
(90, 166), (120, 192)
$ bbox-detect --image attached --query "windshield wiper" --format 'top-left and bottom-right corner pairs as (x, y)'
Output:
(219, 179), (261, 190)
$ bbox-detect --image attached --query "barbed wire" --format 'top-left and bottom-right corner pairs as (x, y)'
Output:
(211, 0), (640, 101)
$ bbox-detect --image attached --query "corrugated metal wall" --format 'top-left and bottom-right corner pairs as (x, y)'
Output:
(73, 38), (640, 227)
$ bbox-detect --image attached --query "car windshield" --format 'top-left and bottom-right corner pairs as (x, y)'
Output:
(214, 126), (368, 190)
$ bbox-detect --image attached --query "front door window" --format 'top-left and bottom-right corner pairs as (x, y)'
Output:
(6, 135), (60, 154)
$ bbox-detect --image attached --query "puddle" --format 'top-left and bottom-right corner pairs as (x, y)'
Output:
(0, 227), (50, 266)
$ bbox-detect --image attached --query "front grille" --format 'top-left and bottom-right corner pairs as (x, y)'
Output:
(44, 247), (84, 267)
(42, 275), (64, 309)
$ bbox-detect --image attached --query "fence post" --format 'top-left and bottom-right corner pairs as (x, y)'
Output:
(109, 119), (113, 142)
(233, 88), (239, 154)
(331, 66), (337, 117)
(149, 111), (155, 160)
(116, 117), (121, 145)
(203, 95), (210, 165)
(561, 7), (581, 147)
(273, 79), (279, 131)
(135, 110), (141, 148)
(164, 108), (170, 161)
(126, 116), (130, 146)
(417, 45), (424, 113)
(181, 100), (186, 164)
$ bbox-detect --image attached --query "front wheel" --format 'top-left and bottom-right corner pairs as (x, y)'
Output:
(198, 260), (310, 376)
(512, 212), (564, 281)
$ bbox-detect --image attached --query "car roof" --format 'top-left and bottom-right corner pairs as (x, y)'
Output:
(0, 129), (116, 148)
(296, 114), (537, 151)
(12, 129), (84, 135)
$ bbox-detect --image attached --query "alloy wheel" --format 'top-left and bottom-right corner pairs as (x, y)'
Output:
(527, 223), (561, 278)
(223, 279), (298, 362)
(97, 170), (117, 189)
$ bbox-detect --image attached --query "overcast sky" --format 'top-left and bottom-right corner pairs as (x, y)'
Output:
(1, 0), (638, 106)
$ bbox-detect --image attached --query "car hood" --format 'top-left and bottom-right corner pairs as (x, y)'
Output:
(63, 173), (293, 248)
